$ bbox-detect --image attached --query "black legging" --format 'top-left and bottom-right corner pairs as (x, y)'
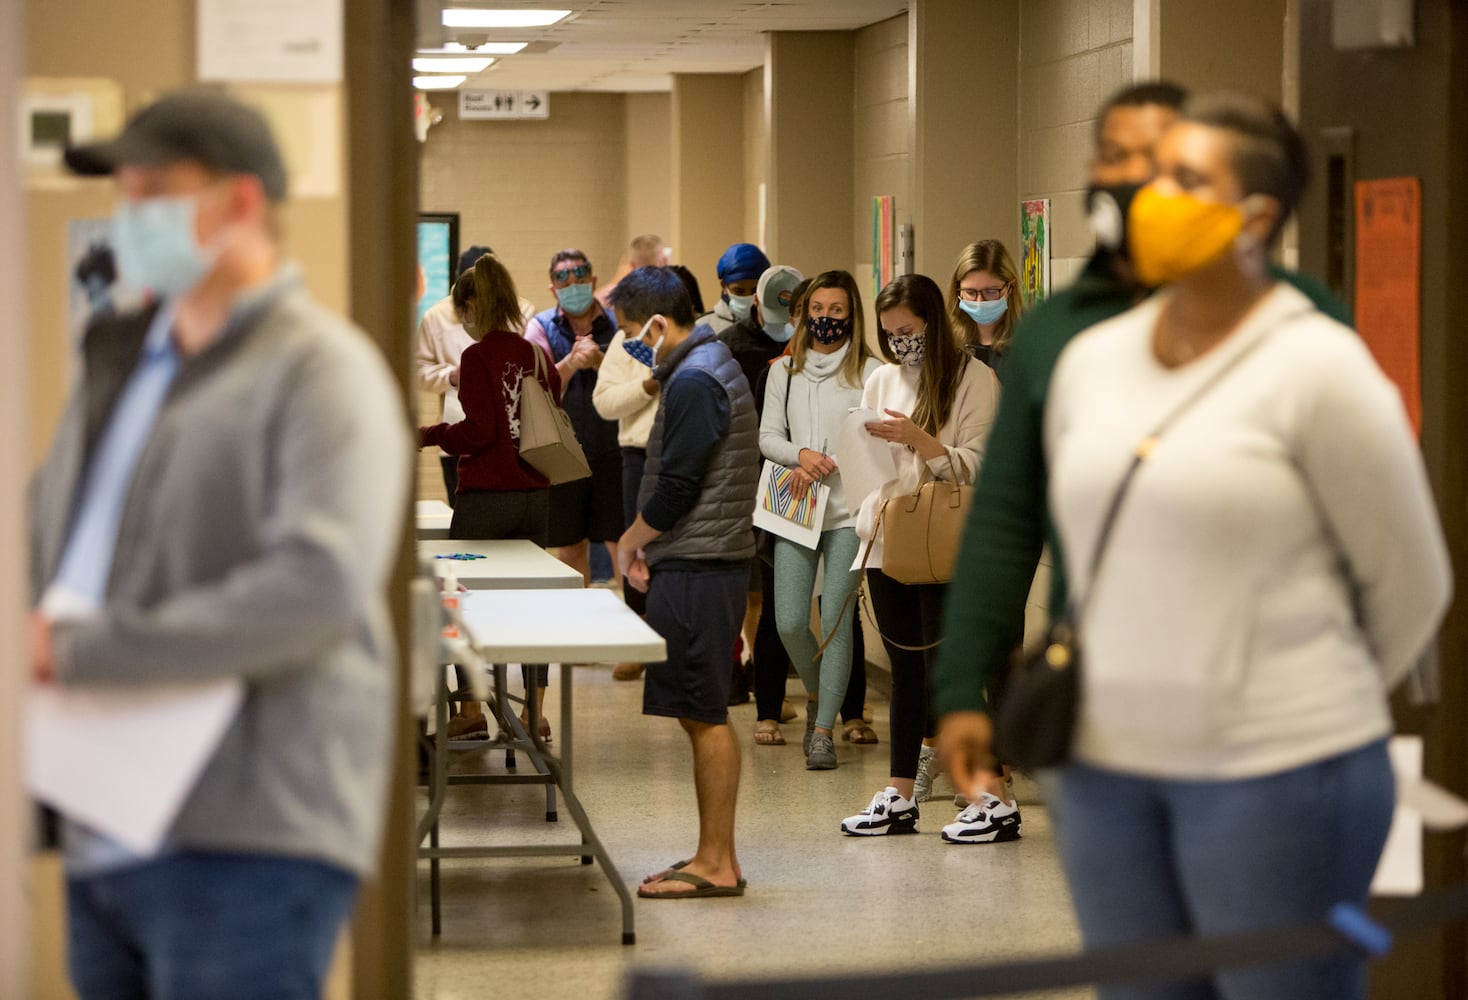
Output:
(864, 568), (944, 780)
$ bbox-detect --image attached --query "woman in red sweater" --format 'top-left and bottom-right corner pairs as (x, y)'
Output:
(421, 253), (561, 739)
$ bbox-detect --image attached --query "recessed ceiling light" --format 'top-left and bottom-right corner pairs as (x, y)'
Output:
(414, 75), (468, 90)
(413, 56), (495, 73)
(441, 8), (572, 29)
(417, 41), (528, 55)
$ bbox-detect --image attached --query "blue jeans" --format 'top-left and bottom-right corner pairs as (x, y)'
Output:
(1052, 739), (1394, 1000)
(67, 852), (359, 1000)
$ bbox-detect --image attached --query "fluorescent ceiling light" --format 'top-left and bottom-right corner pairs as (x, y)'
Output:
(417, 41), (528, 54)
(413, 56), (495, 73)
(414, 75), (468, 90)
(441, 8), (571, 28)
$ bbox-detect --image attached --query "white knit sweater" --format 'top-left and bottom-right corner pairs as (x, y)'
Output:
(591, 329), (659, 449)
(1046, 283), (1451, 780)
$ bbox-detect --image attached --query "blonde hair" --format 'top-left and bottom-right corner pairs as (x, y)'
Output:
(789, 270), (872, 390)
(947, 239), (1024, 355)
(453, 254), (524, 340)
(875, 274), (966, 435)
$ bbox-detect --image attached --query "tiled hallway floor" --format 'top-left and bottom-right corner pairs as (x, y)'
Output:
(413, 668), (1091, 1000)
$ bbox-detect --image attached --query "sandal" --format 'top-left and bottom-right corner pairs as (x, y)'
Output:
(754, 720), (786, 746)
(643, 859), (747, 889)
(637, 870), (745, 899)
(843, 720), (879, 744)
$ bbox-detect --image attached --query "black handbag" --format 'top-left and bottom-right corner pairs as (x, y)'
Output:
(993, 317), (1295, 770)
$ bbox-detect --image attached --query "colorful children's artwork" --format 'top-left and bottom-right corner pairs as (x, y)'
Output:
(873, 195), (895, 297)
(1021, 198), (1051, 307)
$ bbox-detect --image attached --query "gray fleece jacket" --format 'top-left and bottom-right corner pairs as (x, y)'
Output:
(28, 267), (411, 876)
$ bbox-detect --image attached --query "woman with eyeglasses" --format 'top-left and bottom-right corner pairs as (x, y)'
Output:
(839, 274), (998, 837)
(948, 239), (1025, 371)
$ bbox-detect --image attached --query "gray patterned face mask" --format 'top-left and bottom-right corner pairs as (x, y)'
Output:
(888, 330), (926, 367)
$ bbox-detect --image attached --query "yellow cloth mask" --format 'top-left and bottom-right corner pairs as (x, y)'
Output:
(1127, 186), (1248, 287)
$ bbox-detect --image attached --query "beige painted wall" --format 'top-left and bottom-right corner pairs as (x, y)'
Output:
(624, 92), (672, 249)
(852, 14), (911, 330)
(1156, 0), (1284, 103)
(1019, 0), (1134, 290)
(671, 73), (747, 304)
(765, 31), (855, 277)
(742, 67), (767, 254)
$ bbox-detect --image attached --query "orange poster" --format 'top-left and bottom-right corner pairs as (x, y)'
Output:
(1354, 177), (1422, 434)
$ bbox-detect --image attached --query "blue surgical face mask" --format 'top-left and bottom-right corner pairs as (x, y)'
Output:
(111, 196), (215, 298)
(764, 317), (793, 343)
(726, 293), (755, 322)
(556, 282), (595, 315)
(959, 297), (1008, 326)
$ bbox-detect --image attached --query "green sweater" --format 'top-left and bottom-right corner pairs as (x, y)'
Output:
(932, 251), (1351, 718)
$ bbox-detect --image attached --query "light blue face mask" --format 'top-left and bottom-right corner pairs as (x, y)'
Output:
(111, 196), (215, 298)
(726, 293), (755, 322)
(556, 282), (595, 315)
(959, 297), (1008, 326)
(764, 318), (793, 343)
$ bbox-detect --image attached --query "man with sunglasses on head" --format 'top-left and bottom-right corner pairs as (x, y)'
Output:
(525, 250), (625, 583)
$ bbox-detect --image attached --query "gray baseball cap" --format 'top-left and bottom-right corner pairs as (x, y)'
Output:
(65, 89), (288, 201)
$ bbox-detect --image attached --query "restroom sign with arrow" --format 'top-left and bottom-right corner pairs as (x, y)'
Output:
(460, 90), (551, 120)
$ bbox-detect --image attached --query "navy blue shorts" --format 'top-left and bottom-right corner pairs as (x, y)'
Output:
(642, 564), (746, 725)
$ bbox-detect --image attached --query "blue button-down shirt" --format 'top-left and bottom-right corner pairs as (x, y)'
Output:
(51, 304), (181, 872)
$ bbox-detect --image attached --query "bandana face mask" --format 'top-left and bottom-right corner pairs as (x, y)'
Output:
(621, 316), (663, 368)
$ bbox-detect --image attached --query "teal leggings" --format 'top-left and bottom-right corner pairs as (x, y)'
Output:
(772, 527), (862, 732)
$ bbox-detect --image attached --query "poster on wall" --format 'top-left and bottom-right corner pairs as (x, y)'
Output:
(67, 218), (148, 345)
(1354, 177), (1421, 435)
(1020, 198), (1051, 307)
(417, 212), (460, 325)
(872, 195), (895, 298)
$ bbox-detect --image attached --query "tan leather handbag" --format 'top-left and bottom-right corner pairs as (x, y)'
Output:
(876, 455), (971, 586)
(518, 346), (592, 485)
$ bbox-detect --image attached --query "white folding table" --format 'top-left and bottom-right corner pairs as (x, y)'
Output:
(415, 499), (454, 539)
(418, 538), (584, 590)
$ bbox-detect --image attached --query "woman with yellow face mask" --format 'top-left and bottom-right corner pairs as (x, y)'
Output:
(1042, 93), (1450, 1000)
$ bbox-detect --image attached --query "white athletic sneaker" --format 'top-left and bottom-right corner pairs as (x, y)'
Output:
(913, 745), (938, 803)
(840, 787), (920, 836)
(940, 792), (1022, 844)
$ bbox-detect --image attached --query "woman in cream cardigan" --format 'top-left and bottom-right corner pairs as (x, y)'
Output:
(839, 273), (998, 837)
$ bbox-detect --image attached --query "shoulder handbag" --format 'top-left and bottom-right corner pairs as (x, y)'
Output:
(517, 345), (592, 486)
(994, 318), (1293, 770)
(878, 453), (971, 586)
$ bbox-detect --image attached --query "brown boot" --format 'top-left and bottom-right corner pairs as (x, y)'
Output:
(612, 662), (645, 681)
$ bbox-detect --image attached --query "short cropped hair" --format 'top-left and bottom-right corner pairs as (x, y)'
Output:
(548, 248), (591, 278)
(1183, 91), (1311, 243)
(1094, 80), (1189, 141)
(607, 266), (696, 327)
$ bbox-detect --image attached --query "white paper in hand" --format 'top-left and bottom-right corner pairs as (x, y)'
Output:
(836, 407), (899, 516)
(25, 679), (243, 855)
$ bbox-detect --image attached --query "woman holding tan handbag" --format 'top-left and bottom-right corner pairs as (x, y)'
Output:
(420, 254), (561, 741)
(839, 274), (998, 837)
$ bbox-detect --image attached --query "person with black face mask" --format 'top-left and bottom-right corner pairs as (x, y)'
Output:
(931, 81), (1351, 843)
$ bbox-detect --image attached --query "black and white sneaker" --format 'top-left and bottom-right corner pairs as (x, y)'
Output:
(840, 787), (919, 836)
(940, 793), (1022, 844)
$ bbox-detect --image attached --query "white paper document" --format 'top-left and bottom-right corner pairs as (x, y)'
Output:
(25, 679), (244, 855)
(1372, 736), (1424, 895)
(835, 407), (899, 516)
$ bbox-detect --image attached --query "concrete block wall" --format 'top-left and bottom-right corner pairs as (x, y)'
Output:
(852, 13), (911, 325)
(1019, 0), (1133, 290)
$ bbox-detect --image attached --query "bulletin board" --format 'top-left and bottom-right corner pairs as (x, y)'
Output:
(1354, 178), (1421, 434)
(1021, 198), (1051, 307)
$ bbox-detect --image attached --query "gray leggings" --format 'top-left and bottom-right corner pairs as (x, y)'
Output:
(771, 527), (863, 732)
